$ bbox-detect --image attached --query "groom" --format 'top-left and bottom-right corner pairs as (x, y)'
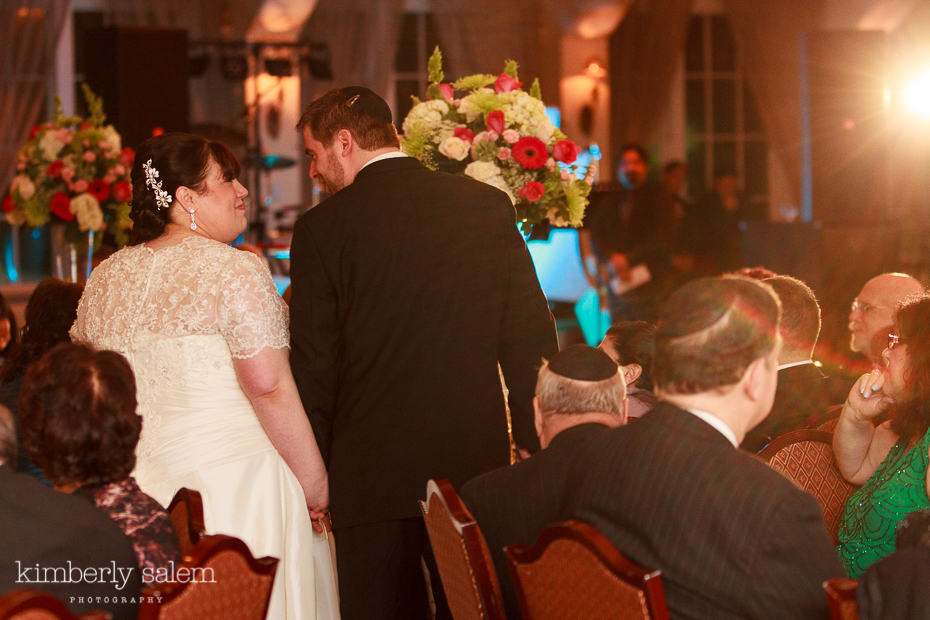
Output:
(289, 86), (558, 619)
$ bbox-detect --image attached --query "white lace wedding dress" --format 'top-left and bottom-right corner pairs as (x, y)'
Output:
(71, 235), (339, 619)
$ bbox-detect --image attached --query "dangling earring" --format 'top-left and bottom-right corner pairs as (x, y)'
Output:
(187, 208), (197, 231)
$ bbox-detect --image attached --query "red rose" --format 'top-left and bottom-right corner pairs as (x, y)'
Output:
(512, 136), (548, 169)
(518, 181), (546, 202)
(494, 72), (523, 94)
(88, 179), (111, 202)
(79, 121), (92, 130)
(553, 140), (579, 165)
(486, 110), (505, 134)
(119, 148), (135, 165)
(112, 180), (132, 202)
(28, 125), (42, 140)
(47, 160), (64, 177)
(438, 83), (455, 101)
(50, 192), (73, 221)
(453, 127), (476, 143)
(1, 194), (13, 213)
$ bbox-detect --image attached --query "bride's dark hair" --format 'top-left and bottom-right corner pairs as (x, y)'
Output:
(129, 132), (241, 245)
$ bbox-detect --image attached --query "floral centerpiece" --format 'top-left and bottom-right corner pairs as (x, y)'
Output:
(2, 84), (134, 248)
(401, 48), (593, 236)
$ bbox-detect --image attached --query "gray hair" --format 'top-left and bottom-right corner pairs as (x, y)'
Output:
(0, 404), (16, 465)
(535, 360), (626, 416)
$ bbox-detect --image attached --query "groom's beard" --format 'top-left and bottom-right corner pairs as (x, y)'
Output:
(319, 156), (346, 195)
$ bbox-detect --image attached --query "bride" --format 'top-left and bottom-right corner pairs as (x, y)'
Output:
(70, 132), (339, 619)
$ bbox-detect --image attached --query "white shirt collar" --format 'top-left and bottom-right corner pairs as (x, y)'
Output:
(360, 150), (408, 171)
(777, 359), (814, 371)
(685, 408), (739, 448)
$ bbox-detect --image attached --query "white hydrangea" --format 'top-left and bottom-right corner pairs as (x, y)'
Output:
(438, 136), (470, 161)
(402, 99), (449, 135)
(11, 175), (35, 200)
(464, 161), (515, 204)
(432, 119), (460, 145)
(100, 125), (122, 153)
(457, 88), (495, 122)
(70, 192), (105, 231)
(502, 91), (550, 140)
(546, 206), (572, 227)
(38, 131), (65, 161)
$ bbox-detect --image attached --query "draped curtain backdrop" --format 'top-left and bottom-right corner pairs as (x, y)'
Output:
(608, 0), (691, 157)
(302, 0), (404, 100)
(0, 0), (70, 194)
(722, 0), (826, 204)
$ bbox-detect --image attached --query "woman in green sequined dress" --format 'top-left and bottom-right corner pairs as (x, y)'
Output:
(834, 295), (930, 577)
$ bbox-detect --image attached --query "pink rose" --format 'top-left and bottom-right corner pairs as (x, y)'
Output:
(453, 127), (476, 143)
(486, 110), (505, 134)
(439, 83), (455, 101)
(55, 128), (70, 142)
(119, 148), (134, 165)
(82, 151), (96, 162)
(103, 169), (117, 184)
(61, 167), (75, 182)
(497, 147), (511, 161)
(16, 161), (25, 171)
(553, 140), (579, 165)
(502, 129), (520, 144)
(82, 139), (90, 147)
(71, 179), (88, 193)
(114, 164), (125, 175)
(545, 157), (556, 172)
(560, 168), (572, 181)
(494, 72), (523, 94)
(518, 181), (545, 202)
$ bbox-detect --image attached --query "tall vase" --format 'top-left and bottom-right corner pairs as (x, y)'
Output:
(49, 222), (94, 283)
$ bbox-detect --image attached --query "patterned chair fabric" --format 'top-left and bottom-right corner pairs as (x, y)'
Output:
(167, 488), (206, 557)
(138, 534), (278, 620)
(0, 589), (109, 619)
(504, 520), (669, 620)
(420, 478), (506, 620)
(759, 429), (859, 545)
(824, 577), (859, 620)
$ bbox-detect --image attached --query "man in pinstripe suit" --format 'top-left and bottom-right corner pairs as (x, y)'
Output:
(564, 276), (844, 619)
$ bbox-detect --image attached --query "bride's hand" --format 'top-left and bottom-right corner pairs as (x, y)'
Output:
(844, 369), (894, 424)
(303, 471), (329, 513)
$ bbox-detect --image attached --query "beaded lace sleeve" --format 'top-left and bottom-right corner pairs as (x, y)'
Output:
(216, 251), (289, 359)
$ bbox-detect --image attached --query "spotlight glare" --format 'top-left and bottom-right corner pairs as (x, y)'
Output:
(904, 70), (930, 119)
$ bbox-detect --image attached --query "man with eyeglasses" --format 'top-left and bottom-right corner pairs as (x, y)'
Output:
(848, 273), (924, 367)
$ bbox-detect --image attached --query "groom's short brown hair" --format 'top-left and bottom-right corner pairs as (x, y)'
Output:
(297, 87), (400, 150)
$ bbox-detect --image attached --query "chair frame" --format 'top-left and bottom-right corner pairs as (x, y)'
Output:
(0, 589), (108, 619)
(505, 520), (670, 620)
(420, 477), (507, 620)
(758, 428), (835, 459)
(167, 487), (206, 555)
(137, 534), (278, 620)
(823, 577), (859, 620)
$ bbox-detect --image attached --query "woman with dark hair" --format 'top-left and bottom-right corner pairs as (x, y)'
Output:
(0, 289), (19, 361)
(0, 277), (82, 482)
(70, 132), (337, 618)
(599, 321), (658, 418)
(19, 342), (180, 577)
(835, 294), (930, 577)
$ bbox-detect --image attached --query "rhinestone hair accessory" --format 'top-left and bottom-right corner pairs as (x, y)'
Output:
(143, 159), (173, 210)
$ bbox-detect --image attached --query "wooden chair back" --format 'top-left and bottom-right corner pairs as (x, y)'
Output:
(759, 428), (858, 544)
(0, 590), (108, 620)
(167, 487), (206, 556)
(419, 478), (506, 620)
(138, 534), (278, 620)
(824, 577), (859, 620)
(504, 520), (669, 620)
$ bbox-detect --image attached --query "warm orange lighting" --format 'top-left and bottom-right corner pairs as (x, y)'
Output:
(904, 69), (930, 119)
(584, 59), (607, 80)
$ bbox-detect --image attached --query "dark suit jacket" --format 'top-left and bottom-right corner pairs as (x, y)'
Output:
(289, 156), (558, 527)
(460, 423), (610, 617)
(0, 465), (141, 619)
(563, 403), (844, 619)
(742, 361), (837, 452)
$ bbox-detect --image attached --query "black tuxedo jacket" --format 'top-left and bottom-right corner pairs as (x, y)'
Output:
(0, 466), (141, 618)
(289, 157), (558, 527)
(460, 423), (610, 617)
(563, 403), (844, 619)
(742, 361), (837, 452)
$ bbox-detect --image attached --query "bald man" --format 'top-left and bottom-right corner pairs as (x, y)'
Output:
(849, 273), (924, 365)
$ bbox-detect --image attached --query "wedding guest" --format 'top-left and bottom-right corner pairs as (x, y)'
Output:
(0, 289), (18, 362)
(0, 400), (141, 618)
(19, 342), (180, 579)
(835, 294), (930, 577)
(0, 277), (82, 483)
(563, 276), (843, 618)
(71, 132), (337, 619)
(292, 86), (557, 619)
(461, 345), (627, 617)
(847, 273), (923, 369)
(599, 321), (657, 418)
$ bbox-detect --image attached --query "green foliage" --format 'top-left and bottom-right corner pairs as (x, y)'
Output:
(81, 84), (107, 127)
(529, 78), (542, 100)
(401, 132), (431, 161)
(466, 90), (507, 115)
(427, 83), (444, 101)
(503, 59), (519, 80)
(22, 196), (50, 228)
(452, 74), (496, 91)
(427, 46), (444, 84)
